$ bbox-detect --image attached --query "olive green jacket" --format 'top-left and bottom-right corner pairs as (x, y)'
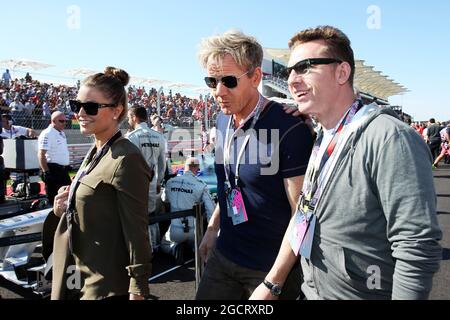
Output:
(51, 138), (153, 300)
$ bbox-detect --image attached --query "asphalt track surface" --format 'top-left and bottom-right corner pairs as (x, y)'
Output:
(430, 164), (450, 300)
(1, 165), (449, 300)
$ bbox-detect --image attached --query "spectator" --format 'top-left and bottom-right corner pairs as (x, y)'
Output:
(433, 126), (450, 168)
(9, 97), (25, 114)
(2, 69), (12, 88)
(251, 25), (442, 300)
(195, 30), (314, 300)
(427, 118), (442, 161)
(49, 67), (153, 300)
(24, 98), (35, 115)
(42, 101), (51, 118)
(25, 72), (32, 83)
(150, 114), (165, 134)
(200, 122), (209, 156)
(0, 68), (244, 130)
(208, 123), (217, 154)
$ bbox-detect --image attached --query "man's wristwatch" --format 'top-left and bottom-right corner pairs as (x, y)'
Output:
(263, 279), (282, 297)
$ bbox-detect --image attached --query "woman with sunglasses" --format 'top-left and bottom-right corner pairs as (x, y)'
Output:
(49, 67), (153, 300)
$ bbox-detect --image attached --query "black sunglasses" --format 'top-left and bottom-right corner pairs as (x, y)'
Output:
(204, 71), (249, 89)
(283, 58), (342, 80)
(69, 100), (116, 116)
(57, 119), (66, 123)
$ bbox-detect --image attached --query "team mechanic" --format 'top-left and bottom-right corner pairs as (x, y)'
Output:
(161, 157), (215, 264)
(126, 106), (166, 251)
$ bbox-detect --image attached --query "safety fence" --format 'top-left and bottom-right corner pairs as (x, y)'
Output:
(6, 112), (216, 132)
(67, 144), (91, 168)
(67, 140), (203, 170)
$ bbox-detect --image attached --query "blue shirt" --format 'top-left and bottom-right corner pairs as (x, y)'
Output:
(215, 101), (313, 271)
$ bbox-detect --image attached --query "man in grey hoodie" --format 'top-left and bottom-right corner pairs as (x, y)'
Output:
(250, 26), (442, 300)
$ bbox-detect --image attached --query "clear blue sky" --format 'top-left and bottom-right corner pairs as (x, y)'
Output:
(2, 0), (449, 121)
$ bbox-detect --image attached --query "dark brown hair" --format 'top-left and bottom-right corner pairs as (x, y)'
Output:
(82, 66), (130, 122)
(129, 106), (148, 122)
(289, 26), (355, 86)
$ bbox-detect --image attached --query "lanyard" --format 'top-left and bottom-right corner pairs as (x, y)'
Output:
(66, 130), (122, 253)
(299, 100), (363, 213)
(223, 94), (264, 187)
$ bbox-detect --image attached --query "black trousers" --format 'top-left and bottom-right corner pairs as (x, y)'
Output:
(196, 248), (302, 300)
(44, 163), (72, 204)
(429, 142), (441, 161)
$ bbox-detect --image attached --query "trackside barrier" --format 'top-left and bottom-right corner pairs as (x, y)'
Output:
(147, 202), (205, 291)
(0, 232), (42, 247)
(0, 202), (206, 294)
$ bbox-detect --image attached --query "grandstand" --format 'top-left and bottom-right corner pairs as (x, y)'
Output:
(261, 48), (409, 110)
(0, 76), (220, 132)
(0, 76), (214, 168)
(1, 52), (411, 168)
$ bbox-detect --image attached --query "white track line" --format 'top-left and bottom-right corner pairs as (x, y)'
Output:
(148, 259), (195, 282)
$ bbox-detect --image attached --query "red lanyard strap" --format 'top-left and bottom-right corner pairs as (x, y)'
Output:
(301, 99), (363, 212)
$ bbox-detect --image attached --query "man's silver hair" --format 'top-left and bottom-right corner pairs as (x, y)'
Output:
(198, 29), (263, 72)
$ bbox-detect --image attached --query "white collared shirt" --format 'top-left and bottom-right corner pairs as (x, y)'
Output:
(38, 125), (70, 166)
(1, 126), (28, 139)
(126, 122), (167, 213)
(162, 171), (215, 223)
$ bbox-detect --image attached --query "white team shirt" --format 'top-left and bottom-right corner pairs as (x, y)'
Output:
(1, 126), (29, 139)
(209, 126), (217, 145)
(126, 122), (167, 213)
(162, 170), (215, 227)
(38, 125), (70, 166)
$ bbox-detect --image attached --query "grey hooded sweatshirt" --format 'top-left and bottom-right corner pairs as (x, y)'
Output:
(301, 105), (442, 300)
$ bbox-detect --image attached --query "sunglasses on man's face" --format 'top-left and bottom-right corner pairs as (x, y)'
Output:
(204, 71), (249, 89)
(69, 100), (116, 116)
(282, 58), (342, 80)
(57, 119), (66, 123)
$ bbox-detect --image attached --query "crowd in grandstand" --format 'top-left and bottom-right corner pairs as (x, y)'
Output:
(127, 86), (219, 126)
(0, 70), (220, 129)
(1, 70), (448, 169)
(0, 73), (77, 120)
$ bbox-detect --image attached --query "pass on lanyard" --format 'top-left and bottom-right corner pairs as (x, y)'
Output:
(290, 100), (362, 259)
(225, 187), (248, 226)
(289, 206), (316, 259)
(223, 95), (264, 225)
(302, 99), (362, 212)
